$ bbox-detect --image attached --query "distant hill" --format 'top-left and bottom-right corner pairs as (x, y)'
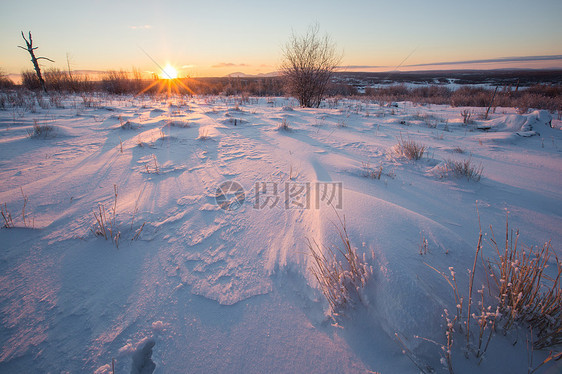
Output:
(227, 71), (280, 78)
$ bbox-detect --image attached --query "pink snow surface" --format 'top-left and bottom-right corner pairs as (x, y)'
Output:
(0, 94), (560, 373)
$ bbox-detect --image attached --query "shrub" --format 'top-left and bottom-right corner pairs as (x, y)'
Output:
(21, 70), (42, 90)
(281, 24), (342, 108)
(0, 69), (14, 89)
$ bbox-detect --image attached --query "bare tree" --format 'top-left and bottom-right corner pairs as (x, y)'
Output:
(18, 31), (54, 92)
(281, 25), (342, 108)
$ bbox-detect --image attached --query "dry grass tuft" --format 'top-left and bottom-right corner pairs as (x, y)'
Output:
(487, 222), (561, 349)
(452, 147), (465, 154)
(28, 119), (54, 138)
(1, 203), (14, 228)
(361, 162), (383, 180)
(198, 128), (210, 140)
(92, 184), (121, 247)
(91, 185), (146, 248)
(394, 135), (426, 160)
(1, 188), (33, 229)
(119, 116), (139, 130)
(460, 109), (473, 124)
(166, 120), (190, 128)
(307, 214), (373, 315)
(438, 158), (484, 182)
(277, 118), (290, 131)
(427, 212), (561, 373)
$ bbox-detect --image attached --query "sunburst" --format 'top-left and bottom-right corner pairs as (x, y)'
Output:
(137, 63), (194, 98)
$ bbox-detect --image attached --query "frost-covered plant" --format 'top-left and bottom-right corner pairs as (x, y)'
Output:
(428, 214), (561, 373)
(307, 214), (373, 315)
(487, 223), (561, 349)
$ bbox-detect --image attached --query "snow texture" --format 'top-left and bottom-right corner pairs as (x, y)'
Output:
(0, 94), (560, 373)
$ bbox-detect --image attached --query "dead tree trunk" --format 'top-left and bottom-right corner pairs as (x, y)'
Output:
(18, 31), (54, 93)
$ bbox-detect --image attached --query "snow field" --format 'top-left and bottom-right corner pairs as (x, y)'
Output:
(0, 93), (560, 373)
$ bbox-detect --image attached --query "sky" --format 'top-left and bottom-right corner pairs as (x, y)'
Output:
(1, 0), (561, 78)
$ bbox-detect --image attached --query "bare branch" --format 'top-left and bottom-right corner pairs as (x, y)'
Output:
(37, 57), (55, 63)
(18, 31), (52, 92)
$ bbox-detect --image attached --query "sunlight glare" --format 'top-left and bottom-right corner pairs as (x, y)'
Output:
(161, 64), (178, 79)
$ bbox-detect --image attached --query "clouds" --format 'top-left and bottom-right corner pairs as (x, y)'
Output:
(342, 55), (562, 72)
(340, 65), (389, 69)
(406, 55), (562, 68)
(129, 25), (152, 30)
(211, 62), (249, 68)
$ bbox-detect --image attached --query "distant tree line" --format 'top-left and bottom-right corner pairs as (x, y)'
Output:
(1, 67), (560, 113)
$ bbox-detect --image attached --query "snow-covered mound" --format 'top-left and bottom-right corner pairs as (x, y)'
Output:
(478, 109), (552, 137)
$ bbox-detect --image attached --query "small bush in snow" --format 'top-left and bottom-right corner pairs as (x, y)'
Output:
(394, 136), (426, 160)
(361, 162), (383, 180)
(438, 158), (483, 182)
(307, 214), (372, 315)
(277, 118), (290, 131)
(27, 119), (54, 138)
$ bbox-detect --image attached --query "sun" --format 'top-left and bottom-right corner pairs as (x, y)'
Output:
(161, 64), (178, 79)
